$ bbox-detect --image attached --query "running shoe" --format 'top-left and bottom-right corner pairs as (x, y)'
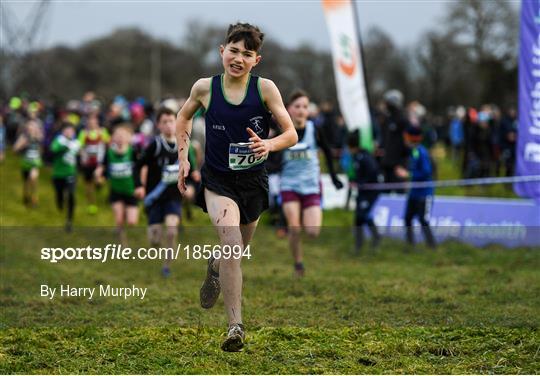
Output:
(294, 262), (305, 278)
(161, 266), (171, 278)
(200, 257), (220, 309)
(275, 227), (287, 239)
(221, 323), (245, 352)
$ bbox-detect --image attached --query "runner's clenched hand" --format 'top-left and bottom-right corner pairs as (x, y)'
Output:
(178, 159), (190, 196)
(247, 127), (273, 159)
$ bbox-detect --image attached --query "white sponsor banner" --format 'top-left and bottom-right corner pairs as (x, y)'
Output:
(322, 0), (373, 150)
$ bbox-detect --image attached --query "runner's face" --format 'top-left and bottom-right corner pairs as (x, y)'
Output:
(288, 96), (309, 126)
(158, 114), (176, 137)
(87, 116), (99, 129)
(220, 40), (260, 78)
(63, 127), (75, 139)
(113, 129), (130, 148)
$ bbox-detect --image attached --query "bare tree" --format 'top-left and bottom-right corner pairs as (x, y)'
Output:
(182, 21), (225, 73)
(441, 0), (519, 105)
(415, 30), (479, 112)
(444, 0), (518, 65)
(363, 26), (413, 100)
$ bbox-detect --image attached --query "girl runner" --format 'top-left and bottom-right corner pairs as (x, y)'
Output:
(78, 113), (110, 214)
(13, 119), (43, 207)
(280, 90), (344, 277)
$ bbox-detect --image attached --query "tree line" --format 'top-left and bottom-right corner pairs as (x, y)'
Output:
(0, 0), (518, 114)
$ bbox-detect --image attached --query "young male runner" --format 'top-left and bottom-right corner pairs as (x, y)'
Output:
(95, 125), (139, 245)
(176, 23), (297, 351)
(50, 122), (80, 232)
(134, 107), (182, 277)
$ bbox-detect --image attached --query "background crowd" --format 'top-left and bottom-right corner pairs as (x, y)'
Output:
(0, 90), (518, 183)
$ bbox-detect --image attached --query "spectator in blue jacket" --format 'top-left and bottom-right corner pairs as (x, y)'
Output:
(449, 106), (465, 161)
(396, 125), (437, 250)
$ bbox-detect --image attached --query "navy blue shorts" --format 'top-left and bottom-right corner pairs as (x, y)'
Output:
(196, 164), (269, 225)
(146, 199), (181, 225)
(110, 191), (138, 207)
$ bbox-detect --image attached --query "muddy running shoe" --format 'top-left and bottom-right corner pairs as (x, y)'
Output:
(200, 257), (220, 309)
(294, 262), (305, 278)
(161, 266), (171, 278)
(65, 220), (73, 233)
(221, 323), (245, 352)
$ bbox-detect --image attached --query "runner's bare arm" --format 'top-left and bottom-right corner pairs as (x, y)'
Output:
(257, 78), (297, 152)
(176, 78), (210, 194)
(176, 78), (210, 161)
(140, 166), (148, 187)
(13, 135), (28, 152)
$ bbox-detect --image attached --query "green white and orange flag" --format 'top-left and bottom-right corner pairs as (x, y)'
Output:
(322, 0), (373, 151)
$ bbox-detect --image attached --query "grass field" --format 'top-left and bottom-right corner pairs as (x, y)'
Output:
(1, 151), (539, 374)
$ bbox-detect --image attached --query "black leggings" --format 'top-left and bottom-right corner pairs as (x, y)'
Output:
(355, 193), (379, 226)
(53, 177), (76, 222)
(404, 196), (436, 247)
(353, 193), (380, 249)
(404, 197), (431, 226)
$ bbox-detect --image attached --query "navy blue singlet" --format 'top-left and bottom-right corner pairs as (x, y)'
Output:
(204, 74), (272, 172)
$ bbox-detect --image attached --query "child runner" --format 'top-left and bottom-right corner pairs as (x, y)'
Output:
(280, 90), (343, 277)
(13, 119), (43, 207)
(347, 130), (382, 254)
(266, 121), (287, 238)
(397, 125), (437, 250)
(95, 125), (139, 245)
(181, 143), (202, 221)
(50, 122), (80, 232)
(134, 107), (182, 277)
(176, 23), (297, 351)
(78, 113), (110, 214)
(0, 116), (5, 163)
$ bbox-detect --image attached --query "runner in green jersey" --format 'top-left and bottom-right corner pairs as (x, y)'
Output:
(50, 122), (80, 232)
(13, 119), (43, 207)
(96, 125), (139, 245)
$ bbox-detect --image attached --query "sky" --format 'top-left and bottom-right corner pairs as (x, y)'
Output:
(3, 0), (520, 52)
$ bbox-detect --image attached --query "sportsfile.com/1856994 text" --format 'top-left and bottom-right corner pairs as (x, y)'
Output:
(40, 244), (252, 263)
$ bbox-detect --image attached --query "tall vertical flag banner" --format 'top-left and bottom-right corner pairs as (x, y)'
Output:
(322, 0), (373, 151)
(516, 0), (540, 201)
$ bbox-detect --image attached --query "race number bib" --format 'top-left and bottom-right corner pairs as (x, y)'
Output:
(26, 149), (40, 162)
(85, 144), (100, 156)
(110, 162), (133, 178)
(63, 151), (77, 166)
(228, 142), (267, 171)
(162, 164), (179, 184)
(285, 142), (311, 161)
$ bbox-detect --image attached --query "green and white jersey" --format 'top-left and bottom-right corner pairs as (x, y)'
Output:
(21, 137), (42, 171)
(107, 146), (135, 196)
(51, 135), (80, 178)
